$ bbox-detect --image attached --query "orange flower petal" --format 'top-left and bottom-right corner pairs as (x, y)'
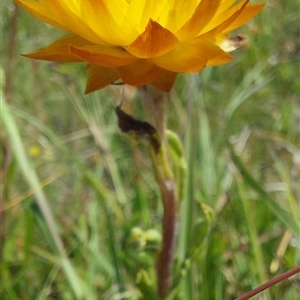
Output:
(23, 34), (92, 62)
(85, 65), (119, 94)
(81, 0), (138, 45)
(150, 71), (177, 92)
(118, 60), (165, 86)
(15, 0), (68, 31)
(69, 44), (137, 67)
(152, 41), (232, 73)
(176, 0), (222, 40)
(157, 0), (200, 32)
(202, 0), (249, 33)
(126, 20), (179, 58)
(193, 0), (250, 42)
(223, 3), (265, 33)
(217, 0), (237, 16)
(207, 50), (233, 66)
(15, 0), (107, 45)
(126, 0), (169, 31)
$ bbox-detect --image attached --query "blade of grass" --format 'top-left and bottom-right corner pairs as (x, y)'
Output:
(69, 88), (127, 205)
(1, 85), (85, 299)
(177, 75), (199, 300)
(224, 62), (272, 122)
(235, 176), (270, 299)
(229, 143), (300, 239)
(11, 106), (124, 221)
(9, 105), (125, 294)
(267, 147), (299, 223)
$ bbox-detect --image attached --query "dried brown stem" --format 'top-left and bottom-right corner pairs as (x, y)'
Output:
(235, 265), (300, 300)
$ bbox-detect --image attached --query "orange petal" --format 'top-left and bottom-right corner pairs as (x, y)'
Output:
(81, 0), (138, 45)
(15, 0), (68, 31)
(118, 60), (165, 86)
(150, 71), (177, 92)
(223, 3), (265, 33)
(23, 34), (92, 62)
(126, 0), (169, 31)
(85, 65), (119, 94)
(207, 50), (233, 66)
(69, 44), (137, 67)
(193, 0), (250, 42)
(15, 0), (106, 45)
(176, 0), (222, 40)
(202, 0), (249, 33)
(217, 0), (237, 16)
(126, 20), (179, 58)
(151, 41), (232, 73)
(157, 0), (200, 32)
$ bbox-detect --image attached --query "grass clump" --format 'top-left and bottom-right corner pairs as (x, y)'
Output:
(1, 0), (299, 299)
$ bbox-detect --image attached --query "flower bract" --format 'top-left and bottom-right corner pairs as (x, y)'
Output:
(15, 0), (264, 93)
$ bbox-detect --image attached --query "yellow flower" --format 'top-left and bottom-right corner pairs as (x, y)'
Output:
(28, 145), (41, 157)
(15, 0), (264, 93)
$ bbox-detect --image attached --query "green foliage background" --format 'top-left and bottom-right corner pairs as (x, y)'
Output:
(1, 1), (299, 299)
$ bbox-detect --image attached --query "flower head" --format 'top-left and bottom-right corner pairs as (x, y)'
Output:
(15, 0), (264, 93)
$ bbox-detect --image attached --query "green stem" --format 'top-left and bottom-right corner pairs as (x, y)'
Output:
(149, 144), (177, 298)
(140, 86), (177, 298)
